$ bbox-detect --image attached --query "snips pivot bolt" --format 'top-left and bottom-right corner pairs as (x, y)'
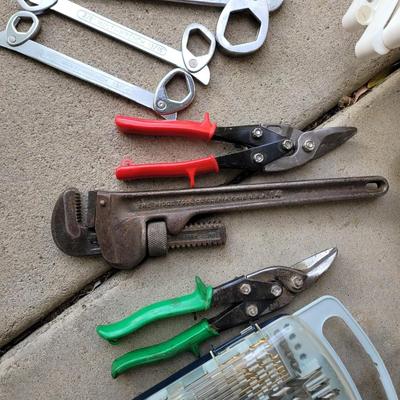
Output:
(282, 139), (294, 151)
(271, 284), (283, 297)
(291, 275), (304, 289)
(252, 128), (263, 139)
(253, 153), (265, 163)
(246, 304), (259, 317)
(303, 140), (316, 152)
(240, 283), (252, 295)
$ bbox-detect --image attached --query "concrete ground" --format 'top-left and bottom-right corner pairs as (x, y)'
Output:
(0, 0), (399, 399)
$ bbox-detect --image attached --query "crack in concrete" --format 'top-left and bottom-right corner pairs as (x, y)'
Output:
(304, 60), (400, 132)
(0, 270), (116, 357)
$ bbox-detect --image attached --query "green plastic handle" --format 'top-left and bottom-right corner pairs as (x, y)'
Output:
(97, 277), (213, 344)
(111, 319), (219, 378)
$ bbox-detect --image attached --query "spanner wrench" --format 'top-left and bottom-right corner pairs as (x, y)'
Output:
(161, 0), (284, 55)
(0, 11), (195, 119)
(16, 0), (215, 85)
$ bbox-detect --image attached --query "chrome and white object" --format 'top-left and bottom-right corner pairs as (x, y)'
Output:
(162, 0), (284, 55)
(135, 296), (398, 400)
(343, 0), (400, 58)
(17, 0), (215, 84)
(0, 11), (195, 119)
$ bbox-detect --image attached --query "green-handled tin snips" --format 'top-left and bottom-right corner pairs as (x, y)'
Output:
(97, 248), (337, 377)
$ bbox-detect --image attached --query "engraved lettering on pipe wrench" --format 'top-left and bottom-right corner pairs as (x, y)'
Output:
(0, 11), (196, 119)
(17, 0), (216, 84)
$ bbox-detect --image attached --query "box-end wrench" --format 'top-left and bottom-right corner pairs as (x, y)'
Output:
(17, 0), (215, 85)
(1, 11), (195, 119)
(161, 0), (284, 55)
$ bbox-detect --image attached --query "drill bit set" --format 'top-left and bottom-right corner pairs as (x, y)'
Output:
(133, 296), (398, 400)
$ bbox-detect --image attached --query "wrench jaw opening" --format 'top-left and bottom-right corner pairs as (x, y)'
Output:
(181, 23), (216, 73)
(216, 0), (269, 55)
(16, 0), (58, 14)
(6, 11), (41, 46)
(153, 68), (196, 119)
(51, 189), (101, 258)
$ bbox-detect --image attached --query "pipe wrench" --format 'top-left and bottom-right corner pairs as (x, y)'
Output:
(0, 11), (195, 119)
(16, 0), (216, 85)
(51, 176), (388, 269)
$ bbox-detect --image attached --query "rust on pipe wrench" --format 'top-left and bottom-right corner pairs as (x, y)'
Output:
(52, 176), (388, 269)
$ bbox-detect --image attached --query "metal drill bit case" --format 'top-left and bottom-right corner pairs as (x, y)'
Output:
(134, 297), (397, 400)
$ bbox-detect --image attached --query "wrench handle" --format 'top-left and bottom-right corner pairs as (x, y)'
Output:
(115, 156), (220, 187)
(115, 113), (217, 141)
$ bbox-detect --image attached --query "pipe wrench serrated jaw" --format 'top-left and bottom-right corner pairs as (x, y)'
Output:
(51, 189), (100, 257)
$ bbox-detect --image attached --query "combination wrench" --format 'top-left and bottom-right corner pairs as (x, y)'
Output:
(161, 0), (284, 55)
(0, 11), (195, 119)
(16, 0), (216, 85)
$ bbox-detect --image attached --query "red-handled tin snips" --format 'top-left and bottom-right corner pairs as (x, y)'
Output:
(115, 113), (357, 187)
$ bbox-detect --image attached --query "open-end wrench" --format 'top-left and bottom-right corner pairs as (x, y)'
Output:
(1, 11), (195, 119)
(16, 0), (215, 85)
(161, 0), (284, 55)
(51, 176), (388, 269)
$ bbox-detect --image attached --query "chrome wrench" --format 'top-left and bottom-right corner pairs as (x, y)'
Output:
(17, 0), (215, 85)
(161, 0), (284, 55)
(1, 11), (195, 119)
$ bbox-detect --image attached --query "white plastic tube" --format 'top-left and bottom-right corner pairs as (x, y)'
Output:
(355, 0), (398, 57)
(343, 0), (400, 58)
(342, 0), (379, 31)
(383, 4), (400, 50)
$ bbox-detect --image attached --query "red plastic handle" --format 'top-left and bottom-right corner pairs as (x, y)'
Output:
(115, 156), (220, 187)
(115, 113), (217, 141)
